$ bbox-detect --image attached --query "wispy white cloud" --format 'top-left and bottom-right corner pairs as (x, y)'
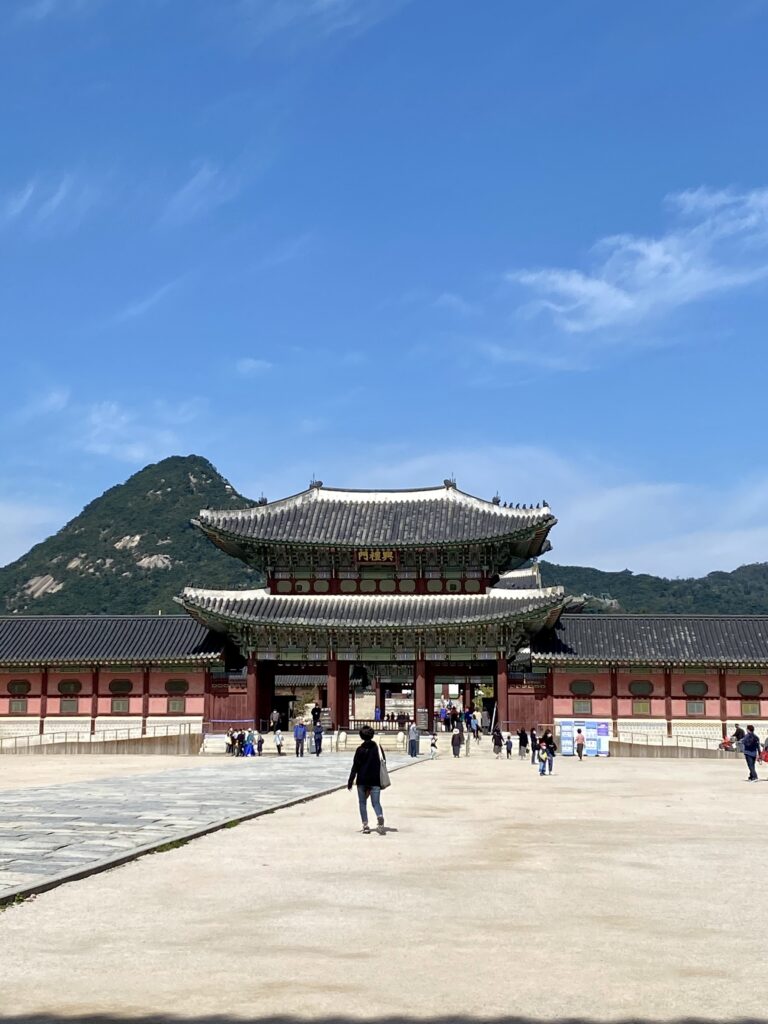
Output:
(112, 277), (184, 324)
(434, 291), (478, 316)
(16, 0), (99, 22)
(160, 162), (240, 226)
(508, 186), (768, 335)
(81, 401), (179, 463)
(236, 357), (273, 376)
(1, 173), (101, 234)
(237, 0), (410, 48)
(264, 443), (768, 578)
(16, 387), (71, 422)
(0, 500), (68, 569)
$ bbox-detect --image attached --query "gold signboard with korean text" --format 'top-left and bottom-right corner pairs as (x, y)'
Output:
(355, 547), (398, 566)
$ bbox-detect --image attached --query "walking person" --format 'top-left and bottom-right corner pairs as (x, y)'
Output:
(492, 725), (503, 759)
(270, 709), (280, 732)
(471, 714), (480, 743)
(505, 733), (514, 759)
(256, 732), (264, 756)
(408, 721), (419, 758)
(313, 721), (324, 756)
(731, 723), (746, 753)
(575, 728), (586, 761)
(430, 732), (438, 759)
(517, 728), (528, 759)
(541, 730), (557, 775)
(530, 728), (539, 765)
(274, 728), (284, 756)
(294, 719), (307, 757)
(244, 729), (255, 757)
(742, 724), (761, 782)
(311, 702), (322, 727)
(538, 743), (549, 776)
(347, 726), (387, 835)
(451, 727), (462, 758)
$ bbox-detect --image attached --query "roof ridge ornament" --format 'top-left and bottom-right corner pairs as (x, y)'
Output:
(309, 478), (323, 489)
(443, 476), (456, 489)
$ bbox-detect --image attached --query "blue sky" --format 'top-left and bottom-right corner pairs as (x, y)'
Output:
(2, 0), (768, 577)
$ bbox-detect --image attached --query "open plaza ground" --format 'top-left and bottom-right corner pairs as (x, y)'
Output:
(1, 750), (767, 1021)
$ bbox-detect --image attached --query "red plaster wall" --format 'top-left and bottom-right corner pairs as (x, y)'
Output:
(552, 670), (611, 697)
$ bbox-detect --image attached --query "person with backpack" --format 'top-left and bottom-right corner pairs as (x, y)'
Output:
(742, 724), (762, 782)
(348, 726), (387, 834)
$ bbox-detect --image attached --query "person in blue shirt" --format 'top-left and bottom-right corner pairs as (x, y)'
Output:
(293, 720), (307, 757)
(742, 724), (762, 782)
(312, 722), (324, 756)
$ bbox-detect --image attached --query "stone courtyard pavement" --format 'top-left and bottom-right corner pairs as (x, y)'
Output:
(1, 754), (767, 1021)
(0, 751), (411, 899)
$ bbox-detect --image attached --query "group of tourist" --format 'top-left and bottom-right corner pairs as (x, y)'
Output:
(224, 728), (264, 757)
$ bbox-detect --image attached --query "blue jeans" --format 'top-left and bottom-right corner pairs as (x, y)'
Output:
(745, 753), (758, 780)
(357, 784), (383, 824)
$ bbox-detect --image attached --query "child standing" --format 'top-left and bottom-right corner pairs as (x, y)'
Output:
(505, 733), (514, 759)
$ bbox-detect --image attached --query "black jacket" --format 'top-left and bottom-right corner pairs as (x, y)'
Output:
(348, 740), (384, 788)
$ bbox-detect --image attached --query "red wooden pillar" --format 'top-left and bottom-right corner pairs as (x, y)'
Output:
(246, 654), (257, 726)
(39, 666), (48, 736)
(327, 658), (339, 729)
(414, 658), (427, 728)
(664, 666), (673, 737)
(252, 660), (275, 731)
(610, 666), (619, 738)
(425, 663), (435, 732)
(496, 657), (509, 731)
(718, 666), (728, 739)
(90, 667), (99, 735)
(335, 660), (351, 729)
(141, 666), (150, 735)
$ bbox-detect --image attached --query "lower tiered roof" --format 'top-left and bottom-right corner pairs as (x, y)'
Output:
(179, 586), (565, 630)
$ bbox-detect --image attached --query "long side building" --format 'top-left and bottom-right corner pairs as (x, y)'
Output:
(1, 481), (767, 739)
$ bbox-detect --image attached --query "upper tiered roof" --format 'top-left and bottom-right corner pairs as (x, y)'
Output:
(194, 481), (556, 552)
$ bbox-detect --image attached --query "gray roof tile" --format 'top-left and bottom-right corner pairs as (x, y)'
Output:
(532, 614), (768, 665)
(0, 615), (223, 666)
(181, 587), (565, 629)
(196, 484), (555, 548)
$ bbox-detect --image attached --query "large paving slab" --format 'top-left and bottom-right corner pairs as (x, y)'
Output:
(0, 751), (411, 898)
(1, 753), (766, 1020)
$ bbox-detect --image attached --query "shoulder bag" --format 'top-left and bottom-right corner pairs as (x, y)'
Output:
(378, 743), (391, 789)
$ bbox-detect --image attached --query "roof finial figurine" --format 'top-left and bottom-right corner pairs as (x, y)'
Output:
(492, 493), (501, 505)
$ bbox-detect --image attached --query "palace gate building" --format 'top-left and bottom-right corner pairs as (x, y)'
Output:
(1, 480), (768, 739)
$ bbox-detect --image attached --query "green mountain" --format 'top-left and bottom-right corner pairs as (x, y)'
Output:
(0, 455), (259, 615)
(539, 560), (768, 614)
(2, 453), (767, 615)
